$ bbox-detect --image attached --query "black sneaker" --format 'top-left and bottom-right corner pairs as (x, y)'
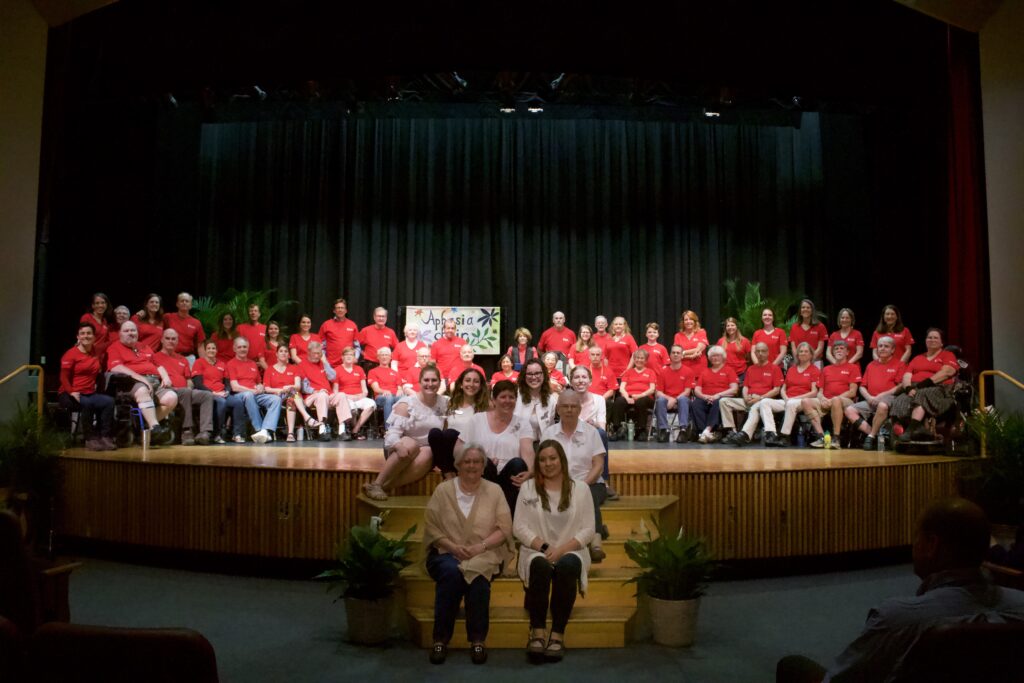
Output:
(764, 432), (781, 447)
(608, 425), (621, 442)
(657, 429), (669, 443)
(675, 429), (687, 444)
(150, 424), (173, 445)
(730, 432), (751, 447)
(862, 435), (877, 451)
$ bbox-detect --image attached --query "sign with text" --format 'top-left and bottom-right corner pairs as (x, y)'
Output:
(405, 306), (501, 355)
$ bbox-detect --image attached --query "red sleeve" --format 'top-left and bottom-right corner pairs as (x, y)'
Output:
(59, 348), (76, 394)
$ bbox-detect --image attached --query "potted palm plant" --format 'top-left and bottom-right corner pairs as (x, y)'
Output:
(960, 409), (1024, 526)
(316, 513), (416, 644)
(624, 517), (715, 647)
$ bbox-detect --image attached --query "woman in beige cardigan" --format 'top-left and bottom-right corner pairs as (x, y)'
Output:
(513, 439), (596, 663)
(423, 444), (513, 665)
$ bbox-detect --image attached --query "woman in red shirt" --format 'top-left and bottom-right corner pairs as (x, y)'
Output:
(212, 312), (240, 362)
(132, 293), (165, 351)
(261, 320), (284, 371)
(789, 299), (828, 366)
(692, 346), (739, 443)
(674, 310), (709, 374)
(871, 305), (914, 364)
(491, 354), (519, 386)
(717, 317), (750, 381)
(751, 308), (787, 367)
(892, 328), (958, 442)
(604, 316), (638, 379)
(80, 292), (114, 359)
(392, 323), (426, 373)
(506, 327), (537, 372)
(263, 343), (310, 442)
(569, 324), (595, 370)
(827, 308), (865, 366)
(59, 322), (116, 451)
(288, 314), (322, 364)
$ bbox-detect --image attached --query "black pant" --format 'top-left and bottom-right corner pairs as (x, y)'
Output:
(483, 457), (529, 517)
(775, 655), (826, 683)
(427, 550), (491, 644)
(690, 397), (723, 432)
(428, 428), (460, 475)
(526, 554), (582, 633)
(609, 395), (654, 431)
(59, 392), (115, 438)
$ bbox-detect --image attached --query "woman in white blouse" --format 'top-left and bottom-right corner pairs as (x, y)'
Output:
(428, 368), (491, 478)
(362, 365), (448, 500)
(514, 358), (556, 441)
(514, 439), (595, 663)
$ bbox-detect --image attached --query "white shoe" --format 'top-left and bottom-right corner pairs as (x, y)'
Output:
(252, 429), (270, 444)
(698, 428), (712, 444)
(232, 435), (245, 444)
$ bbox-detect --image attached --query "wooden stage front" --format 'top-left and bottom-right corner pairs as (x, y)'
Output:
(57, 443), (962, 562)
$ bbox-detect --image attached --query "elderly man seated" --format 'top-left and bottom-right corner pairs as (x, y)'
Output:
(154, 328), (215, 445)
(776, 497), (1024, 683)
(225, 337), (281, 444)
(844, 335), (904, 450)
(105, 320), (178, 444)
(721, 342), (784, 446)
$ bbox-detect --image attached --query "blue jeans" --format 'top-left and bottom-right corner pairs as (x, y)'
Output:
(654, 394), (691, 430)
(59, 392), (115, 438)
(235, 392), (282, 432)
(375, 393), (400, 426)
(691, 397), (723, 432)
(426, 550), (491, 644)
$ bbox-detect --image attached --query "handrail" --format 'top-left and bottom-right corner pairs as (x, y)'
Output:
(0, 364), (45, 418)
(977, 370), (1024, 457)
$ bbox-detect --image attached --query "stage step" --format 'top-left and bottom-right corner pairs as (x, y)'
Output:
(406, 606), (637, 649)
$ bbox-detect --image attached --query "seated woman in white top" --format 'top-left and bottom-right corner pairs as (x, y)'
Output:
(514, 358), (556, 441)
(428, 368), (491, 478)
(514, 440), (595, 663)
(362, 365), (448, 501)
(454, 380), (535, 517)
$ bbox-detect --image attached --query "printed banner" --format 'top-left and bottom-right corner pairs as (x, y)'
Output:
(405, 306), (502, 355)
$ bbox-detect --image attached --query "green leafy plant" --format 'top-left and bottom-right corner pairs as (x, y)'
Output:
(624, 517), (715, 601)
(960, 409), (1024, 525)
(315, 514), (417, 601)
(190, 288), (298, 337)
(0, 405), (67, 546)
(721, 279), (824, 338)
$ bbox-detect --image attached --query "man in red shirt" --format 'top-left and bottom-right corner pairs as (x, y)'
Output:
(584, 346), (617, 401)
(430, 318), (466, 379)
(163, 292), (206, 361)
(297, 341), (351, 441)
(654, 345), (696, 443)
(845, 336), (905, 450)
(538, 311), (577, 372)
(236, 303), (267, 368)
(401, 347), (435, 395)
(805, 340), (862, 448)
(226, 337), (281, 444)
(446, 345), (486, 388)
(106, 321), (178, 444)
(318, 298), (359, 367)
(610, 349), (658, 441)
(721, 342), (784, 446)
(358, 307), (398, 374)
(154, 328), (214, 445)
(368, 347), (402, 425)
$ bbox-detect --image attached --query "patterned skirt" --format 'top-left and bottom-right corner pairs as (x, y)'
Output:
(891, 385), (955, 421)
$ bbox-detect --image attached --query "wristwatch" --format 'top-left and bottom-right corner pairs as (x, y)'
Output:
(540, 543), (550, 552)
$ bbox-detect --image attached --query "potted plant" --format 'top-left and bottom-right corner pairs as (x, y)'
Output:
(960, 409), (1024, 526)
(316, 513), (416, 644)
(0, 405), (65, 549)
(624, 517), (715, 647)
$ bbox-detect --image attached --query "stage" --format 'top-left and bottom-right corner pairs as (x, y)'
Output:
(57, 442), (962, 562)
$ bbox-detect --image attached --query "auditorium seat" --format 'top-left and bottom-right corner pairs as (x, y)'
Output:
(894, 621), (1024, 683)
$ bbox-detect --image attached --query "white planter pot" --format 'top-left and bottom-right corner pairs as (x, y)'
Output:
(648, 595), (700, 647)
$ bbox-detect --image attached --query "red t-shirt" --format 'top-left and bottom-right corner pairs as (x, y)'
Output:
(368, 366), (402, 394)
(164, 314), (206, 355)
(299, 360), (333, 393)
(743, 363), (784, 396)
(334, 364), (366, 395)
(431, 336), (467, 378)
(401, 366), (426, 393)
(828, 329), (864, 358)
(621, 367), (658, 396)
(784, 364), (821, 397)
(821, 362), (862, 399)
(717, 337), (751, 376)
(263, 340), (283, 367)
(490, 370), (519, 386)
(548, 368), (568, 387)
(131, 315), (164, 352)
(153, 351), (191, 388)
(660, 364), (696, 397)
(106, 341), (159, 375)
(211, 333), (237, 362)
(60, 346), (101, 394)
(289, 333), (323, 363)
(790, 323), (828, 352)
(318, 318), (360, 366)
(192, 357), (227, 392)
(862, 358), (906, 396)
(585, 365), (616, 396)
(906, 350), (958, 385)
(236, 322), (267, 359)
(264, 364), (298, 390)
(592, 331), (611, 353)
(392, 340), (426, 373)
(752, 327), (787, 361)
(226, 358), (262, 390)
(871, 328), (915, 360)
(643, 342), (670, 369)
(538, 326), (577, 356)
(604, 334), (638, 377)
(359, 325), (398, 364)
(447, 362), (486, 387)
(80, 313), (113, 358)
(674, 329), (709, 372)
(571, 347), (593, 366)
(698, 366), (738, 395)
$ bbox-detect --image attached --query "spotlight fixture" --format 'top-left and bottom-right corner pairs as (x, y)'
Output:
(703, 108), (720, 118)
(527, 107), (543, 113)
(499, 107), (515, 114)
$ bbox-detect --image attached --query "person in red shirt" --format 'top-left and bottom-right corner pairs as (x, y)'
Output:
(368, 347), (403, 426)
(721, 342), (785, 447)
(358, 306), (398, 374)
(542, 352), (568, 393)
(226, 337), (281, 444)
(131, 293), (165, 352)
(674, 310), (709, 374)
(297, 341), (351, 441)
(431, 318), (467, 379)
(717, 317), (751, 380)
(191, 339), (247, 443)
(569, 324), (595, 370)
(211, 312), (240, 362)
(393, 323), (427, 373)
(759, 342), (821, 446)
(892, 328), (959, 443)
(318, 298), (360, 367)
(289, 314), (322, 364)
(605, 316), (638, 379)
(827, 308), (865, 366)
(154, 328), (214, 445)
(538, 311), (576, 372)
(692, 346), (739, 443)
(335, 347), (376, 439)
(583, 346), (617, 401)
(164, 292), (206, 359)
(505, 326), (537, 372)
(262, 320), (284, 370)
(751, 308), (787, 367)
(236, 303), (267, 367)
(609, 349), (658, 441)
(804, 340), (862, 448)
(654, 345), (696, 443)
(789, 299), (828, 366)
(106, 305), (131, 356)
(642, 322), (670, 370)
(490, 354), (519, 386)
(871, 304), (915, 364)
(263, 343), (307, 442)
(592, 315), (611, 353)
(844, 335), (906, 450)
(80, 292), (115, 361)
(446, 345), (487, 389)
(401, 347), (435, 395)
(106, 321), (178, 444)
(59, 322), (116, 450)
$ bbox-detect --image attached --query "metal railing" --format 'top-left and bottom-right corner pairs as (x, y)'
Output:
(0, 365), (45, 418)
(977, 370), (1024, 457)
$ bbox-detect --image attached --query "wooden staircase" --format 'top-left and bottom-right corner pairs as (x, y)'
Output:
(358, 494), (679, 649)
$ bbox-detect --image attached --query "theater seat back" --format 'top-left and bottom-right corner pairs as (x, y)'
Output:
(894, 620), (1024, 683)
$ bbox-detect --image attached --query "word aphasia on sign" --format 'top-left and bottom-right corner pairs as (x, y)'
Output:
(405, 306), (502, 355)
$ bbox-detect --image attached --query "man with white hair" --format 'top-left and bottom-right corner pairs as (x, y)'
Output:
(106, 321), (178, 444)
(721, 342), (784, 446)
(154, 328), (214, 445)
(538, 311), (576, 373)
(358, 306), (397, 374)
(163, 292), (206, 362)
(225, 337), (281, 444)
(845, 336), (905, 450)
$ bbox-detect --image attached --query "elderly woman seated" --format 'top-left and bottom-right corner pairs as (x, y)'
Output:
(892, 328), (959, 443)
(422, 443), (513, 665)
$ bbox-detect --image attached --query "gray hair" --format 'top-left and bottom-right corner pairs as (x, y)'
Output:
(307, 340), (322, 351)
(706, 345), (726, 360)
(233, 337), (250, 349)
(754, 342), (769, 352)
(455, 443), (487, 468)
(796, 341), (813, 355)
(877, 335), (895, 348)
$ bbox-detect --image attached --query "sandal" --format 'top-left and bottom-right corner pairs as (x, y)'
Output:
(286, 433), (296, 442)
(362, 482), (388, 501)
(305, 417), (321, 429)
(526, 635), (547, 660)
(544, 638), (565, 662)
